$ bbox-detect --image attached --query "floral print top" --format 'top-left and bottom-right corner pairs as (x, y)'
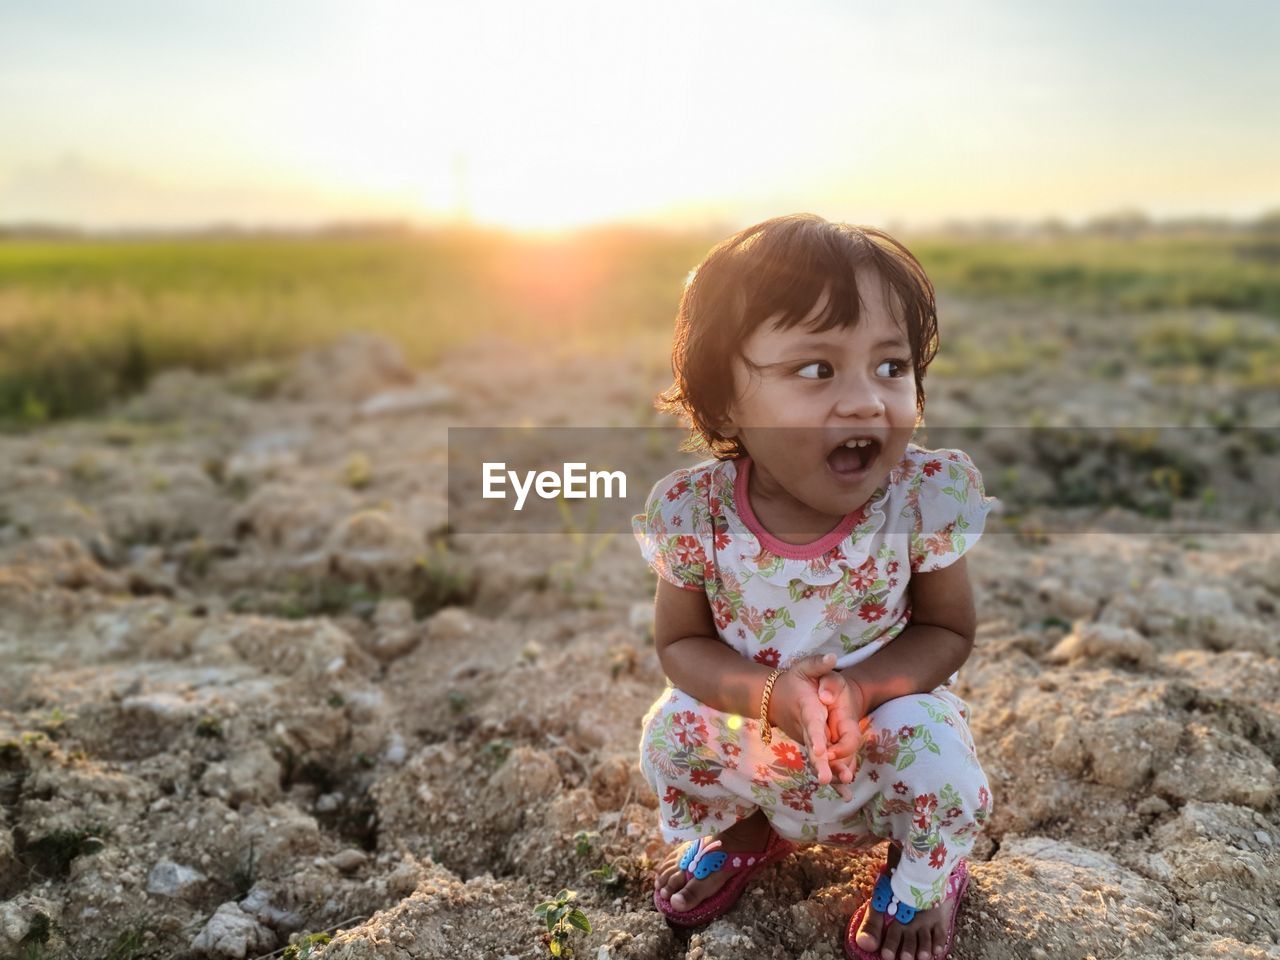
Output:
(631, 443), (1001, 675)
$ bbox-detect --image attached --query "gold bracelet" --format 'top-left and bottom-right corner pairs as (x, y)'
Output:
(759, 667), (783, 744)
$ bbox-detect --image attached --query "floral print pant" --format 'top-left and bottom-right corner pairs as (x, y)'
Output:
(638, 684), (993, 911)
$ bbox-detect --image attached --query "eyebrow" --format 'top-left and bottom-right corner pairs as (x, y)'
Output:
(787, 336), (910, 352)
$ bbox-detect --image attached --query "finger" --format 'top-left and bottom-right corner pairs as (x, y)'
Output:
(800, 727), (832, 786)
(803, 705), (833, 784)
(794, 652), (835, 678)
(824, 713), (852, 760)
(830, 715), (862, 761)
(829, 757), (854, 798)
(835, 780), (853, 801)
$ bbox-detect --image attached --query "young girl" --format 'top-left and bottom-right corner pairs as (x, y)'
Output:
(631, 214), (1000, 960)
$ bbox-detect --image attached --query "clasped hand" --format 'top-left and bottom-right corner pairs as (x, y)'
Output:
(769, 653), (866, 802)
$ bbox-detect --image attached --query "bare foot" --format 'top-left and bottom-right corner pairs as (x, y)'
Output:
(653, 810), (773, 914)
(854, 843), (958, 960)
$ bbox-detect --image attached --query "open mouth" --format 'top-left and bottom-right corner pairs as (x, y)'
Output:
(826, 436), (881, 476)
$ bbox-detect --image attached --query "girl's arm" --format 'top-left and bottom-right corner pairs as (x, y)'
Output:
(838, 555), (978, 714)
(652, 575), (773, 721)
(652, 578), (837, 777)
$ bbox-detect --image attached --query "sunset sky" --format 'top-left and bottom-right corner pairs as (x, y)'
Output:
(2, 0), (1276, 232)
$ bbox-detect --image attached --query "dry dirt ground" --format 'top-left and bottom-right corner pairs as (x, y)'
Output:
(1, 316), (1278, 960)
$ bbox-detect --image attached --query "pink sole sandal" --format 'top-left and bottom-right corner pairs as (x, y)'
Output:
(844, 857), (969, 960)
(653, 829), (797, 928)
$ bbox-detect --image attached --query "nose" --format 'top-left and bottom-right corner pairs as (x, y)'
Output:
(833, 371), (886, 420)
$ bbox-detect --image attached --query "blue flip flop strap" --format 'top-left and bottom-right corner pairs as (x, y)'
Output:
(872, 869), (915, 924)
(677, 836), (744, 880)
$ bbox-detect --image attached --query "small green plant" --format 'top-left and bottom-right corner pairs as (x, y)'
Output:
(195, 715), (224, 739)
(282, 932), (333, 959)
(408, 538), (477, 618)
(37, 707), (69, 741)
(447, 690), (468, 714)
(328, 692), (345, 708)
(104, 923), (151, 960)
(272, 576), (380, 621)
(343, 451), (372, 490)
(573, 831), (598, 858)
(588, 861), (628, 895)
(534, 888), (591, 958)
(481, 738), (513, 767)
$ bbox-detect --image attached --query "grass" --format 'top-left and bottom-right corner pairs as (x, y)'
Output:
(3, 225), (1278, 425)
(911, 230), (1280, 316)
(0, 226), (709, 425)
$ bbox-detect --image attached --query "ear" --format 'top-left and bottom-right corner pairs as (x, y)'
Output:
(712, 408), (740, 439)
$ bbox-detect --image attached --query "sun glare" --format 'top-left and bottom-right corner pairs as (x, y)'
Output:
(266, 0), (705, 233)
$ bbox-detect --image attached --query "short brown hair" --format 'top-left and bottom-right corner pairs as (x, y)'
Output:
(655, 213), (939, 460)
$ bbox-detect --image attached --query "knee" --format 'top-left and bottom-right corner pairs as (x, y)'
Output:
(864, 695), (984, 778)
(868, 693), (964, 741)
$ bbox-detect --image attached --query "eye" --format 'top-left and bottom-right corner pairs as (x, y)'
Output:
(795, 361), (834, 380)
(878, 358), (912, 378)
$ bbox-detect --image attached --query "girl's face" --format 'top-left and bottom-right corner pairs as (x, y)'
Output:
(720, 271), (919, 531)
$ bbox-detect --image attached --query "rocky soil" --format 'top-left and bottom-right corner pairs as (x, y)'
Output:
(1, 311), (1278, 960)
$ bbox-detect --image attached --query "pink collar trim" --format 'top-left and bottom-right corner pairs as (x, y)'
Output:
(731, 456), (863, 560)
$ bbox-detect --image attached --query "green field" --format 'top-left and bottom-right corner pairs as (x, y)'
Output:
(1, 225), (1277, 424)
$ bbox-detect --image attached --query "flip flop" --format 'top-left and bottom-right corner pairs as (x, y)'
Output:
(653, 828), (797, 928)
(844, 857), (969, 960)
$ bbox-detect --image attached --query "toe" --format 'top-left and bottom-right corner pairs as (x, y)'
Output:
(855, 902), (884, 951)
(880, 920), (902, 960)
(897, 926), (916, 960)
(663, 869), (688, 900)
(933, 927), (949, 957)
(671, 878), (705, 913)
(915, 925), (932, 960)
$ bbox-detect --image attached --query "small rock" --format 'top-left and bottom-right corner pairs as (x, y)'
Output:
(1045, 622), (1155, 667)
(359, 383), (454, 418)
(147, 860), (206, 899)
(363, 627), (422, 662)
(190, 902), (275, 959)
(329, 849), (369, 874)
(427, 606), (476, 642)
(1136, 796), (1171, 816)
(384, 731), (408, 765)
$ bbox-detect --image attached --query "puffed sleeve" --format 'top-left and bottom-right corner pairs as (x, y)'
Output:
(908, 448), (1001, 574)
(631, 469), (709, 592)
